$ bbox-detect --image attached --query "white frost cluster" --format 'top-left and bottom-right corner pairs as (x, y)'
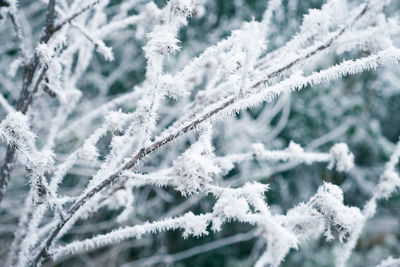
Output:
(36, 37), (66, 91)
(170, 0), (197, 20)
(0, 111), (35, 148)
(328, 143), (354, 172)
(77, 143), (99, 162)
(26, 149), (55, 177)
(280, 203), (324, 241)
(277, 183), (363, 246)
(95, 41), (114, 61)
(1, 0), (400, 266)
(172, 128), (220, 196)
(311, 183), (363, 242)
(301, 0), (348, 34)
(25, 149), (55, 204)
(105, 110), (131, 132)
(375, 170), (400, 199)
(211, 182), (268, 231)
(180, 211), (210, 239)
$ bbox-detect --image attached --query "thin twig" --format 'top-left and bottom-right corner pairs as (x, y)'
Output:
(50, 0), (103, 34)
(7, 11), (27, 61)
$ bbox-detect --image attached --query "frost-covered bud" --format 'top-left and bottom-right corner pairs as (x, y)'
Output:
(105, 110), (130, 132)
(313, 183), (363, 242)
(376, 170), (400, 199)
(328, 143), (354, 172)
(240, 182), (269, 213)
(0, 111), (35, 148)
(77, 144), (99, 162)
(211, 182), (267, 231)
(173, 149), (220, 196)
(315, 182), (344, 204)
(29, 149), (55, 174)
(301, 0), (348, 35)
(22, 149), (55, 194)
(172, 129), (220, 196)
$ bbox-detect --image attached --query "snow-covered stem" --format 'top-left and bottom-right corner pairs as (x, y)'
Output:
(336, 138), (400, 267)
(220, 142), (352, 170)
(31, 45), (400, 264)
(51, 0), (103, 33)
(7, 2), (27, 62)
(51, 212), (214, 260)
(1, 0), (400, 266)
(0, 0), (104, 205)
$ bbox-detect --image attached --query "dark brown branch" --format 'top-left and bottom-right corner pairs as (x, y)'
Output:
(24, 68), (48, 110)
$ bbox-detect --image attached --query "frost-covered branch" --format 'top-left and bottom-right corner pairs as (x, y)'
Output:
(336, 138), (400, 267)
(1, 0), (400, 266)
(0, 0), (103, 204)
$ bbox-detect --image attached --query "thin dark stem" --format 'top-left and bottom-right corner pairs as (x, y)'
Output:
(51, 0), (102, 34)
(8, 11), (26, 61)
(46, 0), (56, 33)
(252, 3), (368, 89)
(164, 3), (369, 137)
(24, 67), (48, 111)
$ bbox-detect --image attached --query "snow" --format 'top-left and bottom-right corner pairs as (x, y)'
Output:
(0, 0), (400, 266)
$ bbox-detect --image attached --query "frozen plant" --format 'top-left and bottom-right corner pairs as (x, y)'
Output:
(0, 0), (400, 266)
